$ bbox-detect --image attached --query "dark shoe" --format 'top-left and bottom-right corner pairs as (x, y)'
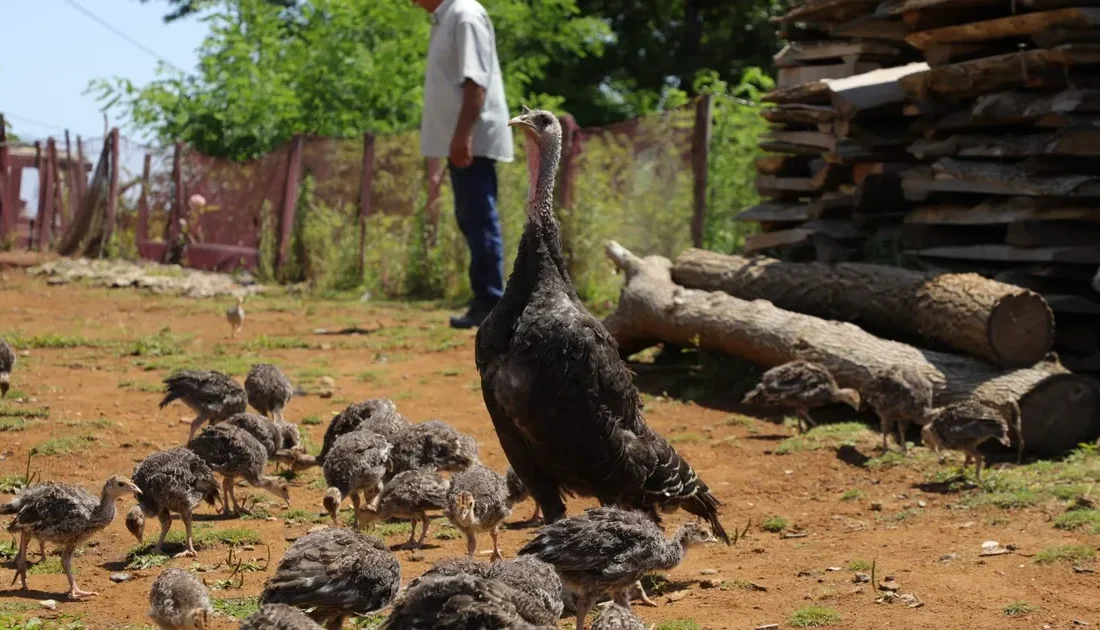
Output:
(449, 304), (490, 329)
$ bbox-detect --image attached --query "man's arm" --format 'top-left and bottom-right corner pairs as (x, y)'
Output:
(450, 79), (486, 167)
(449, 17), (493, 167)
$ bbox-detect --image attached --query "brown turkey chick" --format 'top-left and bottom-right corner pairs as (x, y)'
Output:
(742, 360), (860, 434)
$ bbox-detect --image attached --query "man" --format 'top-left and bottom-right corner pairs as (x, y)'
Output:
(413, 0), (514, 329)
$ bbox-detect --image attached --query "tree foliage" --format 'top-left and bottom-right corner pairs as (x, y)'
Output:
(98, 0), (607, 160)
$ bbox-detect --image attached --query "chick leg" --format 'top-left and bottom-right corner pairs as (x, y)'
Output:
(417, 515), (431, 546)
(630, 580), (659, 607)
(879, 414), (891, 452)
(187, 412), (210, 442)
(37, 540), (46, 563)
(897, 418), (910, 454)
(797, 408), (816, 434)
(465, 531), (477, 558)
(575, 594), (593, 630)
(350, 492), (362, 530)
(63, 547), (97, 599)
(154, 510), (173, 555)
(489, 526), (503, 562)
(11, 531), (29, 590)
(227, 480), (242, 515)
(399, 518), (419, 549)
(174, 512), (198, 558)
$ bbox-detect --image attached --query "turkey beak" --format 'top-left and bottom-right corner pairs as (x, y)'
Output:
(130, 484), (142, 495)
(508, 114), (536, 132)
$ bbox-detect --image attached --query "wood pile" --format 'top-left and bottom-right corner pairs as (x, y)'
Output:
(741, 0), (1100, 375)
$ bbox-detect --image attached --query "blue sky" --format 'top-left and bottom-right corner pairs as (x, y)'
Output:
(2, 1), (208, 213)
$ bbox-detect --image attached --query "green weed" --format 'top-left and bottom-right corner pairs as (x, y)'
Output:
(1003, 601), (1038, 617)
(0, 406), (49, 419)
(761, 516), (788, 533)
(31, 435), (96, 456)
(211, 597), (259, 620)
(790, 606), (841, 628)
(1053, 509), (1100, 534)
(1035, 544), (1095, 565)
(840, 489), (866, 501)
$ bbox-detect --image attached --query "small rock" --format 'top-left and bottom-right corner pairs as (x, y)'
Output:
(870, 502), (884, 512)
(826, 567), (842, 572)
(754, 625), (779, 630)
(40, 600), (57, 611)
(981, 540), (1000, 550)
(878, 579), (900, 592)
(86, 541), (100, 548)
(938, 553), (958, 562)
(307, 525), (327, 534)
(1073, 621), (1090, 627)
(1074, 566), (1096, 574)
(917, 500), (927, 508)
(666, 590), (689, 603)
(899, 593), (923, 608)
(700, 578), (723, 589)
(318, 390), (334, 399)
(109, 572), (131, 583)
(699, 568), (719, 575)
(853, 572), (871, 584)
(241, 545), (255, 551)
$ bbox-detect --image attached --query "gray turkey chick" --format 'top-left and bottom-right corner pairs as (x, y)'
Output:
(245, 363), (294, 422)
(187, 423), (290, 515)
(322, 430), (391, 529)
(1, 485), (55, 564)
(6, 475), (141, 599)
(126, 447), (221, 558)
(359, 468), (449, 549)
(592, 602), (650, 630)
(223, 412), (302, 470)
(742, 360), (860, 434)
(506, 466), (541, 524)
(226, 295), (244, 338)
(389, 420), (479, 478)
(922, 399), (1019, 481)
(241, 604), (324, 630)
(519, 506), (717, 630)
(405, 556), (495, 592)
(445, 464), (512, 561)
(0, 337), (15, 398)
(309, 398), (407, 468)
(487, 554), (564, 624)
(160, 370), (248, 441)
(864, 366), (935, 453)
(260, 527), (401, 630)
(148, 567), (212, 630)
(380, 574), (556, 630)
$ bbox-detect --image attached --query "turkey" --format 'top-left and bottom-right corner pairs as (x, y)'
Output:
(474, 106), (729, 542)
(922, 399), (1019, 481)
(260, 527), (401, 630)
(5, 475), (141, 599)
(388, 420), (479, 479)
(742, 360), (860, 434)
(241, 604), (324, 629)
(445, 464), (512, 562)
(125, 447), (221, 558)
(226, 295), (245, 338)
(380, 574), (555, 630)
(159, 370), (248, 441)
(147, 567), (212, 630)
(321, 430), (391, 528)
(0, 337), (15, 398)
(187, 424), (291, 515)
(245, 363), (294, 422)
(359, 468), (450, 549)
(864, 366), (935, 453)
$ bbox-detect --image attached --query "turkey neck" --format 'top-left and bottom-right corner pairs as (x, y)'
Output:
(508, 131), (573, 299)
(90, 486), (121, 529)
(653, 526), (694, 569)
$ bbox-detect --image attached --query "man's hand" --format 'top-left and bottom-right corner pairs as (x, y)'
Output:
(449, 132), (473, 168)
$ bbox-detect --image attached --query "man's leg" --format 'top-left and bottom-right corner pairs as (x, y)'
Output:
(448, 157), (504, 329)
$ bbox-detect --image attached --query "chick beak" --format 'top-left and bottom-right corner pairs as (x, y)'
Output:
(130, 485), (143, 496)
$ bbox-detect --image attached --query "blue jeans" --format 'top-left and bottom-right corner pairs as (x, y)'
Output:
(449, 157), (504, 310)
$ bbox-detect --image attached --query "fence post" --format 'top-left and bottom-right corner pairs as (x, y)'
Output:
(75, 136), (87, 204)
(358, 132), (375, 276)
(424, 157), (443, 248)
(0, 114), (10, 241)
(165, 142), (183, 262)
(137, 153), (151, 244)
(37, 140), (57, 251)
(33, 141), (44, 250)
(100, 129), (120, 258)
(276, 134), (304, 275)
(64, 130), (76, 230)
(691, 94), (713, 249)
(48, 138), (62, 239)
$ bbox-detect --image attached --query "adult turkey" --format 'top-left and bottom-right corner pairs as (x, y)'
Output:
(474, 106), (729, 542)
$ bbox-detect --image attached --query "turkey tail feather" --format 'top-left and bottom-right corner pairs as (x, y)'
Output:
(644, 436), (730, 544)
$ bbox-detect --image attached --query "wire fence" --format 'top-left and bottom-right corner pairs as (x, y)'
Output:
(0, 98), (734, 303)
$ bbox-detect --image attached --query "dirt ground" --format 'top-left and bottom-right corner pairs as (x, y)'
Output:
(0, 266), (1096, 630)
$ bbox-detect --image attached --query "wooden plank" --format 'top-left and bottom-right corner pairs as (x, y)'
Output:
(830, 15), (916, 41)
(761, 104), (838, 125)
(764, 80), (832, 105)
(755, 155), (814, 176)
(910, 128), (1100, 159)
(775, 41), (902, 66)
(879, 0), (1100, 16)
(902, 157), (1100, 197)
(828, 62), (930, 119)
(755, 175), (818, 197)
(899, 47), (1100, 100)
(906, 198), (1100, 224)
(933, 89), (1100, 130)
(763, 130), (838, 151)
(906, 8), (1100, 50)
(735, 201), (818, 223)
(1006, 220), (1100, 247)
(744, 221), (862, 253)
(776, 0), (880, 23)
(911, 243), (1100, 264)
(924, 42), (1017, 66)
(778, 61), (880, 90)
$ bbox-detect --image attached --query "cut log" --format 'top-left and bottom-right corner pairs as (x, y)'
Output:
(902, 157), (1100, 198)
(735, 202), (817, 223)
(603, 242), (1100, 456)
(932, 89), (1100, 131)
(898, 47), (1100, 101)
(669, 247), (1054, 369)
(909, 128), (1100, 159)
(906, 8), (1100, 50)
(905, 198), (1100, 225)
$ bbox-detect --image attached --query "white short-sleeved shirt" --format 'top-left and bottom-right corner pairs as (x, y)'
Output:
(420, 0), (514, 163)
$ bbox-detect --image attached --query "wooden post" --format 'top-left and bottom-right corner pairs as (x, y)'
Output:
(276, 135), (304, 274)
(100, 129), (120, 258)
(691, 94), (713, 249)
(48, 138), (62, 238)
(165, 142), (183, 262)
(358, 132), (375, 275)
(37, 140), (56, 251)
(424, 157), (443, 248)
(75, 136), (87, 204)
(63, 130), (76, 229)
(33, 141), (44, 249)
(0, 114), (10, 241)
(137, 153), (151, 243)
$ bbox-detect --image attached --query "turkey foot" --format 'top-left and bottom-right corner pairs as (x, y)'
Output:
(630, 580), (658, 607)
(67, 587), (99, 600)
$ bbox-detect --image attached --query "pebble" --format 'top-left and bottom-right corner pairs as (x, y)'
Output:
(700, 568), (719, 575)
(825, 566), (841, 572)
(754, 625), (779, 630)
(878, 579), (900, 592)
(917, 500), (927, 508)
(700, 579), (723, 589)
(109, 572), (131, 583)
(870, 502), (883, 511)
(39, 600), (57, 611)
(853, 572), (871, 583)
(666, 590), (689, 603)
(938, 553), (958, 562)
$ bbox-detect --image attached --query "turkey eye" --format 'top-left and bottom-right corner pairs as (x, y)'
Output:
(537, 115), (550, 126)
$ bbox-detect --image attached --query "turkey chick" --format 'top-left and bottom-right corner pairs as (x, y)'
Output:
(160, 369), (247, 441)
(322, 430), (391, 528)
(922, 399), (1018, 482)
(592, 602), (650, 630)
(309, 398), (407, 468)
(359, 468), (449, 549)
(241, 603), (324, 630)
(226, 295), (244, 338)
(445, 464), (512, 562)
(389, 420), (479, 478)
(148, 567), (212, 630)
(0, 337), (15, 398)
(742, 360), (860, 433)
(864, 365), (935, 453)
(381, 574), (555, 630)
(187, 423), (290, 515)
(245, 363), (294, 422)
(127, 447), (221, 558)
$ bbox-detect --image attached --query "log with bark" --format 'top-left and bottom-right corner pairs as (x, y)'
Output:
(667, 248), (1054, 369)
(603, 242), (1100, 457)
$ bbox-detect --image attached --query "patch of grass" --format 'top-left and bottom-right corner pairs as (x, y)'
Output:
(0, 406), (49, 419)
(968, 489), (1040, 510)
(357, 370), (382, 384)
(28, 556), (63, 575)
(31, 435), (95, 456)
(790, 606), (841, 628)
(0, 541), (17, 560)
(283, 508), (327, 525)
(882, 508), (920, 523)
(437, 367), (462, 377)
(126, 553), (169, 570)
(847, 559), (872, 571)
(372, 520), (412, 537)
(301, 414), (323, 426)
(653, 622), (700, 630)
(0, 418), (26, 431)
(349, 614), (387, 629)
(777, 422), (870, 454)
(7, 333), (110, 349)
(0, 475), (29, 494)
(761, 516), (789, 533)
(1035, 544), (1095, 565)
(865, 451), (907, 470)
(719, 579), (762, 591)
(129, 526), (262, 557)
(840, 489), (866, 501)
(668, 432), (707, 445)
(60, 418), (115, 429)
(211, 597), (259, 620)
(726, 414), (753, 427)
(1003, 601), (1038, 617)
(118, 379), (162, 393)
(1053, 508), (1100, 534)
(243, 336), (315, 350)
(127, 327), (186, 357)
(434, 523), (461, 541)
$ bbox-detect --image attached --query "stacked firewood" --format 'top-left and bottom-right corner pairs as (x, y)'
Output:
(742, 0), (1100, 374)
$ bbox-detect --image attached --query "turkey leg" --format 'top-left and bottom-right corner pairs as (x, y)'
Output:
(10, 531), (29, 589)
(174, 512), (198, 558)
(154, 510), (173, 555)
(63, 547), (97, 599)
